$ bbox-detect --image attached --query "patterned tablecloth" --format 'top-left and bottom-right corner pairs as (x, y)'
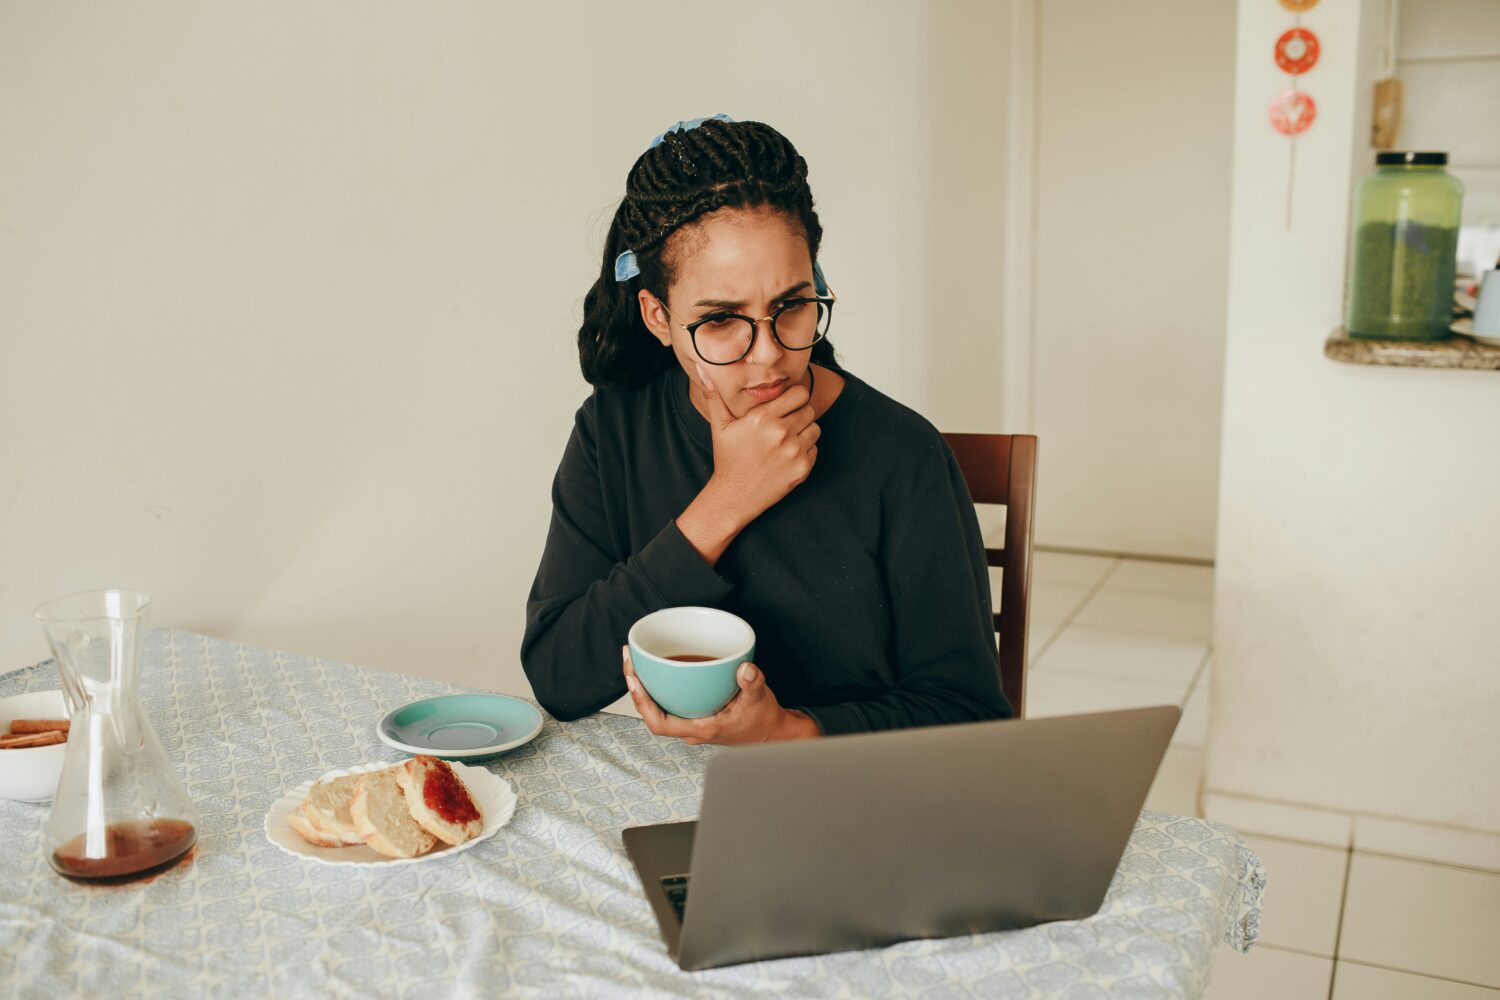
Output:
(0, 631), (1264, 999)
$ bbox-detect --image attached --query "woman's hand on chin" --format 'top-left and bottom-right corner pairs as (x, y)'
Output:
(622, 646), (821, 745)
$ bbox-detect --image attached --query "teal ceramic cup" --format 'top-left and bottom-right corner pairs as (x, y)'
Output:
(627, 607), (756, 719)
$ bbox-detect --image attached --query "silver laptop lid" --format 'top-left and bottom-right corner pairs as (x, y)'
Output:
(676, 705), (1181, 970)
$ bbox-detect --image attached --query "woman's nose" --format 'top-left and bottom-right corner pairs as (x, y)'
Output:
(748, 316), (784, 366)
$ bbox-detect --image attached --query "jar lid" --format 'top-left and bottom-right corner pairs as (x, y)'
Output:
(1376, 151), (1448, 165)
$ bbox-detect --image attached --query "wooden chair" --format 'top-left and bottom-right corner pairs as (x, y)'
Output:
(941, 434), (1038, 718)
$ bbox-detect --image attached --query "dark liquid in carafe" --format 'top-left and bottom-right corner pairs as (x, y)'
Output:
(52, 819), (197, 883)
(665, 654), (718, 662)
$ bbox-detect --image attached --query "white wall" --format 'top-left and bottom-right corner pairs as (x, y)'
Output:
(0, 2), (1014, 693)
(1398, 0), (1500, 227)
(1207, 0), (1500, 836)
(1028, 0), (1237, 560)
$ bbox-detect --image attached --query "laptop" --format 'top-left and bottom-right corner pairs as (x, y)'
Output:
(622, 704), (1181, 971)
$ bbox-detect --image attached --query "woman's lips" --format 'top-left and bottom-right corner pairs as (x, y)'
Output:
(743, 378), (788, 403)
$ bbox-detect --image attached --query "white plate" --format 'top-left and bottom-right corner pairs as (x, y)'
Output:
(264, 759), (516, 867)
(1452, 318), (1500, 346)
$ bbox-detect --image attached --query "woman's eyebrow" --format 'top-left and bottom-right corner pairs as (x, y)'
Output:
(693, 281), (812, 310)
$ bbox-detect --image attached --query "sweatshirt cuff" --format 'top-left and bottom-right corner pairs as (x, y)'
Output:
(799, 702), (871, 737)
(632, 520), (735, 609)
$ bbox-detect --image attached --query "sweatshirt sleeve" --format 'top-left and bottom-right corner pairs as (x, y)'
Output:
(799, 448), (1012, 735)
(520, 396), (734, 721)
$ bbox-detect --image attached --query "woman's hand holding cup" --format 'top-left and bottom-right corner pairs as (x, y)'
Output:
(622, 606), (820, 745)
(623, 646), (819, 746)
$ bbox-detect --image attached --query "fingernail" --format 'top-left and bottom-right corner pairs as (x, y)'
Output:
(627, 676), (639, 694)
(739, 663), (755, 682)
(621, 645), (628, 663)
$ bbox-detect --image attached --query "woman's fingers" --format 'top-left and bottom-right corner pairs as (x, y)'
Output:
(736, 661), (768, 704)
(738, 661), (758, 686)
(623, 646), (662, 724)
(790, 402), (818, 433)
(627, 671), (675, 732)
(648, 703), (715, 741)
(623, 645), (711, 739)
(763, 383), (812, 418)
(694, 363), (737, 430)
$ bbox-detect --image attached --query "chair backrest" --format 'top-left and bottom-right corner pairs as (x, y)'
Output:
(941, 433), (1038, 718)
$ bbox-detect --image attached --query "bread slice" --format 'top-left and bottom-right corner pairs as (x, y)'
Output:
(299, 773), (367, 846)
(286, 808), (346, 849)
(350, 767), (437, 858)
(397, 755), (484, 846)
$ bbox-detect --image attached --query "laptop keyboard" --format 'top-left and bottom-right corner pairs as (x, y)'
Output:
(661, 875), (690, 921)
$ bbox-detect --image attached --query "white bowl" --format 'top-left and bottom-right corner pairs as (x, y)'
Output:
(0, 690), (69, 802)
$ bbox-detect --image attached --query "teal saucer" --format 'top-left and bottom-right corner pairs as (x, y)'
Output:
(376, 694), (544, 761)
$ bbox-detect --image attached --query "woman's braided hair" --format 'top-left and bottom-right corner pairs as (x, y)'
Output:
(578, 118), (838, 387)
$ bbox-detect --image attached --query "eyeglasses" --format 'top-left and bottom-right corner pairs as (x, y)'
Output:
(662, 291), (837, 366)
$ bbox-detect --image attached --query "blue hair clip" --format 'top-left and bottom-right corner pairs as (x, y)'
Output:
(614, 250), (640, 282)
(813, 260), (829, 296)
(649, 113), (735, 150)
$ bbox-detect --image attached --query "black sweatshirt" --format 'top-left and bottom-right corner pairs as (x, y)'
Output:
(520, 365), (1012, 734)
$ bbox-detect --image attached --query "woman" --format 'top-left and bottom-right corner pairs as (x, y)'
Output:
(521, 115), (1009, 744)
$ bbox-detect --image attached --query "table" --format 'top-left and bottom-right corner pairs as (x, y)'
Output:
(0, 631), (1264, 998)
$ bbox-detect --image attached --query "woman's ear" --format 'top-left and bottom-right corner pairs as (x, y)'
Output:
(637, 290), (673, 348)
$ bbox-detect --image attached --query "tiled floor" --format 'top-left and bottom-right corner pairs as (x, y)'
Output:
(1014, 550), (1500, 1000)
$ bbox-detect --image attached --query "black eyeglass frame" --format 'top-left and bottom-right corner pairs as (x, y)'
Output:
(662, 291), (838, 366)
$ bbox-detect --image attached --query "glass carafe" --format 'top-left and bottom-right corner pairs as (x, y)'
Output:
(35, 590), (198, 882)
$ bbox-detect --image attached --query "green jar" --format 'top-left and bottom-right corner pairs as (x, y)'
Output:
(1345, 151), (1464, 341)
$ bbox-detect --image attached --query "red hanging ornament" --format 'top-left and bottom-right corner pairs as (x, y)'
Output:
(1275, 27), (1320, 75)
(1269, 90), (1317, 136)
